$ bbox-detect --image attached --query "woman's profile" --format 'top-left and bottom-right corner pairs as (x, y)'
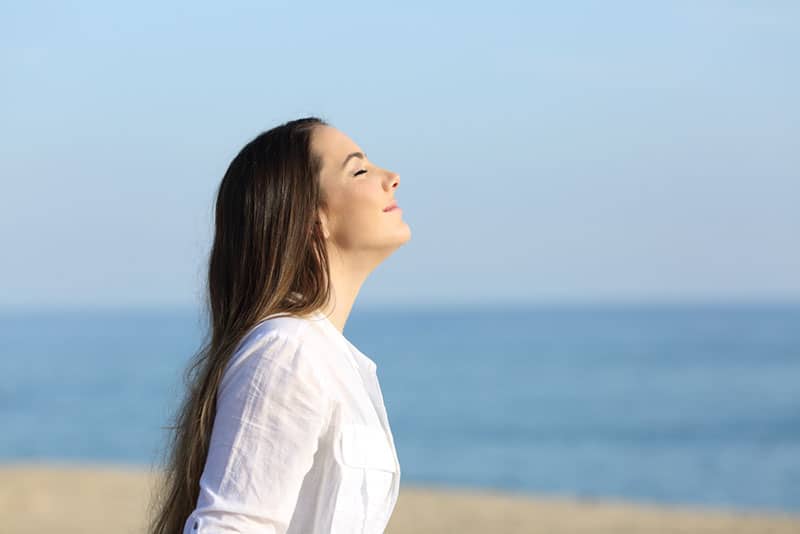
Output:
(146, 116), (411, 534)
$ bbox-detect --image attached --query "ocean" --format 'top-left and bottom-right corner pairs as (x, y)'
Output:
(1, 302), (798, 513)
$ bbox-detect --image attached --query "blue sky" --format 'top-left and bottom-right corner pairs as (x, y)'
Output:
(1, 2), (798, 309)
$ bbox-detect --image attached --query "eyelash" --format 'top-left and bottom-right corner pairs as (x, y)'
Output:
(354, 169), (368, 176)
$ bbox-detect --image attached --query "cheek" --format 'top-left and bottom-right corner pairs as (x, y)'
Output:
(330, 189), (385, 242)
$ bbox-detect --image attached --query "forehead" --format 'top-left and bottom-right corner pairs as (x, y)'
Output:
(312, 125), (361, 169)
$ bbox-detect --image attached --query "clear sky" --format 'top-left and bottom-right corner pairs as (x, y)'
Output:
(2, 2), (798, 309)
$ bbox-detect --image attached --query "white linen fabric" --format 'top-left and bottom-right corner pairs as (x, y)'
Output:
(181, 309), (401, 534)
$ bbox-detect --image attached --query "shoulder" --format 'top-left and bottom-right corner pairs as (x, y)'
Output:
(238, 312), (331, 358)
(221, 313), (334, 394)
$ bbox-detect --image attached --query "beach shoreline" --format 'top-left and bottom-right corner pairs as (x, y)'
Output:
(2, 463), (799, 534)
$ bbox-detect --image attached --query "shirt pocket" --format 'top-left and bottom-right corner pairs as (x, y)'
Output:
(337, 421), (399, 530)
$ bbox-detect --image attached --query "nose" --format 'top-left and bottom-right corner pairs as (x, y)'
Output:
(386, 170), (400, 190)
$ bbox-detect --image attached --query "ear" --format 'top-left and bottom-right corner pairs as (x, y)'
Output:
(317, 208), (331, 240)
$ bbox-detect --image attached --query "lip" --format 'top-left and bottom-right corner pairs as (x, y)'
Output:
(383, 202), (400, 212)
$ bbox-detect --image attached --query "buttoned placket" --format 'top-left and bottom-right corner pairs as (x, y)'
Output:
(344, 340), (401, 474)
(309, 311), (401, 475)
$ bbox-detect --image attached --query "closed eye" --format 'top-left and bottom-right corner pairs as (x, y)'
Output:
(354, 169), (368, 176)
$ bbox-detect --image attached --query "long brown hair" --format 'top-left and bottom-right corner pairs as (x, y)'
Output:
(146, 116), (334, 534)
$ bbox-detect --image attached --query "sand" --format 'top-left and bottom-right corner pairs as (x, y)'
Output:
(1, 462), (799, 534)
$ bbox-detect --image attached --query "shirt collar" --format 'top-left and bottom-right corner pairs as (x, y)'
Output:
(309, 309), (378, 374)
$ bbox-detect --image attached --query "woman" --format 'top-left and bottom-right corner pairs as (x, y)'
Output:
(147, 116), (411, 534)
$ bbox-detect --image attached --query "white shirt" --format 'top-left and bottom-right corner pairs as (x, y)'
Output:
(183, 309), (401, 534)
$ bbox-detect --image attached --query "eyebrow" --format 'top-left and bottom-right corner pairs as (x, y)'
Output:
(340, 151), (367, 169)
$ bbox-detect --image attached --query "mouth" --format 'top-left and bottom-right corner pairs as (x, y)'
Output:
(383, 201), (400, 212)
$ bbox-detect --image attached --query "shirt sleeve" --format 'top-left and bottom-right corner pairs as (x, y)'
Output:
(186, 330), (333, 534)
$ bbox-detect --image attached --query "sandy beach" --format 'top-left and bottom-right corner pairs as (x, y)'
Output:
(2, 462), (798, 534)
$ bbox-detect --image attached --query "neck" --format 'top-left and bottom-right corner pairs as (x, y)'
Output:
(319, 248), (375, 333)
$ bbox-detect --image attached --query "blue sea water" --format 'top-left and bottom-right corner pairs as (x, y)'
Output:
(1, 303), (798, 514)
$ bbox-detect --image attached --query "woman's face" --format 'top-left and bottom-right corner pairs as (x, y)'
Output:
(312, 125), (411, 257)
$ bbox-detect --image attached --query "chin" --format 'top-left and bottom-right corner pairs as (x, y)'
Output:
(379, 231), (411, 254)
(371, 223), (411, 252)
(396, 223), (412, 244)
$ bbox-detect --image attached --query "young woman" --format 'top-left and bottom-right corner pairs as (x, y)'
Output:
(147, 117), (411, 534)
